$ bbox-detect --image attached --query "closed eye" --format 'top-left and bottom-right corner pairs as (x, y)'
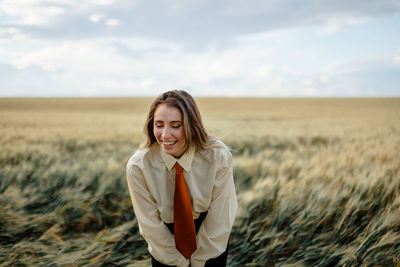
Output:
(154, 122), (164, 128)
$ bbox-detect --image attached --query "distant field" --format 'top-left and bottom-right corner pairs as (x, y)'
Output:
(0, 97), (399, 266)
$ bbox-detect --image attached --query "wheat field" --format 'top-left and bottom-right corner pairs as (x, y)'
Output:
(0, 97), (399, 266)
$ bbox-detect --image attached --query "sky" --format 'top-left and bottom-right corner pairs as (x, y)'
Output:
(0, 0), (399, 97)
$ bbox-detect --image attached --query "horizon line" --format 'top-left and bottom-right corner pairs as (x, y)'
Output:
(1, 95), (399, 99)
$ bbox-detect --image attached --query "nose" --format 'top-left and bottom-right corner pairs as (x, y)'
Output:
(161, 126), (171, 139)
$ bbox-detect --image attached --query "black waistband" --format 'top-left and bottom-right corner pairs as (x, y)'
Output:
(164, 212), (208, 235)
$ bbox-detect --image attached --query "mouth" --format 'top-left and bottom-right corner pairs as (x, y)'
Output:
(161, 140), (177, 147)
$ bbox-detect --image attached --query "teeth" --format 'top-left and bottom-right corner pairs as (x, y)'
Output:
(163, 141), (176, 146)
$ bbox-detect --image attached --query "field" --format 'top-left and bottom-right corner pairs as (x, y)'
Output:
(0, 97), (399, 266)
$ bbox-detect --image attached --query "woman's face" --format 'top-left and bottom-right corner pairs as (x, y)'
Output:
(153, 103), (186, 158)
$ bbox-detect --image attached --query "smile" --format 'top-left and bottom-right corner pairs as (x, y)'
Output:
(162, 141), (177, 146)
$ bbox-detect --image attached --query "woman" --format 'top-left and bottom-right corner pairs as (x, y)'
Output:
(126, 90), (237, 267)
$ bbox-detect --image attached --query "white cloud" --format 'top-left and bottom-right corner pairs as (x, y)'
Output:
(255, 65), (273, 79)
(317, 16), (370, 34)
(3, 28), (398, 97)
(89, 13), (121, 27)
(1, 37), (184, 95)
(234, 28), (294, 46)
(303, 77), (313, 86)
(105, 18), (121, 27)
(0, 0), (399, 96)
(85, 0), (115, 5)
(394, 51), (400, 63)
(319, 75), (329, 84)
(0, 0), (64, 25)
(0, 27), (29, 40)
(90, 13), (106, 23)
(8, 39), (130, 73)
(0, 0), (119, 26)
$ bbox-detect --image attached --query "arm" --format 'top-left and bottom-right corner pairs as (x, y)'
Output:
(126, 163), (190, 267)
(190, 150), (238, 267)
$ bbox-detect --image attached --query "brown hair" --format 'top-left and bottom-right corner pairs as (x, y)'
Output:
(142, 90), (208, 152)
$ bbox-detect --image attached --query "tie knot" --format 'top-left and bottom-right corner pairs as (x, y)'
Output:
(174, 162), (183, 174)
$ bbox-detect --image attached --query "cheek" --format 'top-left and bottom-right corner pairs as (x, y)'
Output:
(177, 128), (185, 141)
(153, 127), (160, 139)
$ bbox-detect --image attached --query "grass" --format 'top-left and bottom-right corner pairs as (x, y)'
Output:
(0, 97), (399, 266)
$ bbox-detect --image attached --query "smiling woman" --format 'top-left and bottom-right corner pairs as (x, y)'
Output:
(153, 104), (186, 157)
(125, 90), (238, 267)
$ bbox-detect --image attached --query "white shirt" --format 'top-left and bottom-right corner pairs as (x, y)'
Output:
(126, 138), (238, 267)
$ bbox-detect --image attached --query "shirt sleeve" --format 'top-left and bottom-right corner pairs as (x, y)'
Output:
(190, 149), (238, 267)
(126, 162), (190, 267)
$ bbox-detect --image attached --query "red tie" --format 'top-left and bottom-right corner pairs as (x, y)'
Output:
(173, 162), (197, 258)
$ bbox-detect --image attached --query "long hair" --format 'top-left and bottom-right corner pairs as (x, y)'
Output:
(142, 90), (208, 152)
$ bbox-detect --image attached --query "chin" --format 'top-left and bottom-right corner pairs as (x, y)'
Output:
(157, 141), (185, 157)
(167, 147), (184, 158)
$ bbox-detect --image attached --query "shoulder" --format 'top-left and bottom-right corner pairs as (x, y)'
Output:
(126, 144), (160, 172)
(198, 137), (232, 162)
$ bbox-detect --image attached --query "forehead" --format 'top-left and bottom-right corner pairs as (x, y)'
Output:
(154, 103), (182, 121)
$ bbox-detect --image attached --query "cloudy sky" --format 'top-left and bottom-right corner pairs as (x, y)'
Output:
(0, 0), (399, 97)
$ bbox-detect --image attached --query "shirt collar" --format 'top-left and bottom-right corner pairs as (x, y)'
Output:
(160, 145), (195, 172)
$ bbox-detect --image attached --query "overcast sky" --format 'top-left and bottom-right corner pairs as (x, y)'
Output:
(1, 0), (399, 97)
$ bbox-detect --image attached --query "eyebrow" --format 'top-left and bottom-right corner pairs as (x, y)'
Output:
(154, 120), (183, 123)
